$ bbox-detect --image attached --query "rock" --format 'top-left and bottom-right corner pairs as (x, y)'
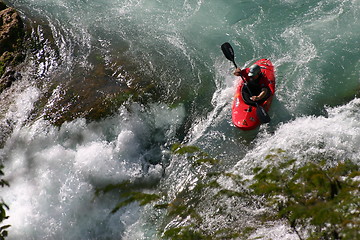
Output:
(0, 1), (6, 11)
(0, 0), (25, 93)
(0, 7), (24, 54)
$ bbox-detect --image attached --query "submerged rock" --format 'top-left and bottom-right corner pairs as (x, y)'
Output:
(0, 0), (25, 93)
(0, 1), (164, 127)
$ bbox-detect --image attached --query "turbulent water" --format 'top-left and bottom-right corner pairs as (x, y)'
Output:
(1, 0), (359, 239)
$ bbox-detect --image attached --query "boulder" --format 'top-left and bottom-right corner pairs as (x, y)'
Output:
(0, 0), (25, 93)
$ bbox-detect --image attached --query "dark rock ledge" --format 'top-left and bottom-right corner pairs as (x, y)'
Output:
(0, 0), (25, 93)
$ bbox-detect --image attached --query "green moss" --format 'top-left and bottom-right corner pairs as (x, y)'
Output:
(0, 62), (4, 77)
(250, 159), (360, 239)
(0, 52), (15, 77)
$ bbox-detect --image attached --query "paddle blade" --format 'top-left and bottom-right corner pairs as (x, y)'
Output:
(256, 106), (271, 124)
(221, 42), (237, 68)
(221, 42), (235, 62)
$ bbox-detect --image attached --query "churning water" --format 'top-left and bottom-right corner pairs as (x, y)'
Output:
(1, 0), (359, 239)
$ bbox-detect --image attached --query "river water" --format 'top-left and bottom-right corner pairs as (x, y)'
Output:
(1, 0), (359, 239)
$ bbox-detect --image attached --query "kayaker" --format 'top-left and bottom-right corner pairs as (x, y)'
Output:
(233, 64), (270, 106)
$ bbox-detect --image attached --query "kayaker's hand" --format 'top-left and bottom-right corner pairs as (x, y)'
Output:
(251, 89), (268, 101)
(250, 96), (259, 101)
(234, 68), (242, 76)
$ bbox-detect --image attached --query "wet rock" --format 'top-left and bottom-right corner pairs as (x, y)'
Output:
(0, 0), (25, 93)
(0, 1), (6, 11)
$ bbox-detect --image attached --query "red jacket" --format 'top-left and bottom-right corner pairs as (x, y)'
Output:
(240, 68), (270, 89)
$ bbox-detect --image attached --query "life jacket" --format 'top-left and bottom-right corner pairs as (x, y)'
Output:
(240, 68), (270, 89)
(240, 68), (271, 105)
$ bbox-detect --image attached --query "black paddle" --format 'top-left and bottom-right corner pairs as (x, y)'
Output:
(221, 42), (238, 69)
(221, 42), (270, 124)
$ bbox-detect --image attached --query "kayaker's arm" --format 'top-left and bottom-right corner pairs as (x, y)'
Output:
(250, 88), (269, 101)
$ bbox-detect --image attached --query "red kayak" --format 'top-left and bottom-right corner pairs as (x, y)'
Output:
(232, 59), (276, 130)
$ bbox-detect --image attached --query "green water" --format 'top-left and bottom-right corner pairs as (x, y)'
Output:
(1, 0), (359, 239)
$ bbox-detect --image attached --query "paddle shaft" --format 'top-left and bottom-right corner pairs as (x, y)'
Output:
(221, 42), (270, 123)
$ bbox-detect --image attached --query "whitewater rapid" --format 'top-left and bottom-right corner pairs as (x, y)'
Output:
(2, 99), (185, 239)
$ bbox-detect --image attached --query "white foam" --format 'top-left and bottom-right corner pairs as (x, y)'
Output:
(249, 223), (299, 240)
(235, 97), (360, 173)
(1, 103), (185, 239)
